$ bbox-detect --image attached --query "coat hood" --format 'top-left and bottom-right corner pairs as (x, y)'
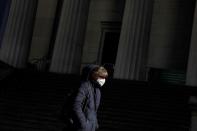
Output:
(81, 64), (99, 81)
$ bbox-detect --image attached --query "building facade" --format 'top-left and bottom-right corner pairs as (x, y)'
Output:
(1, 0), (197, 130)
(0, 0), (197, 85)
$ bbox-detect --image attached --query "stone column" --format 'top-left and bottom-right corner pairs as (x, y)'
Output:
(50, 0), (90, 74)
(0, 0), (37, 68)
(114, 0), (153, 80)
(186, 0), (197, 86)
(187, 2), (197, 130)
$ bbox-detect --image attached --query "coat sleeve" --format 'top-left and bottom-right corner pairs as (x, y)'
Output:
(72, 84), (88, 128)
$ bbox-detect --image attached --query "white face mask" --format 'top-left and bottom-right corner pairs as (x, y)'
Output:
(97, 78), (106, 86)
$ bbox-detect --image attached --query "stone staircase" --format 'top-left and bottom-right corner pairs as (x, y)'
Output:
(99, 80), (191, 131)
(0, 69), (194, 131)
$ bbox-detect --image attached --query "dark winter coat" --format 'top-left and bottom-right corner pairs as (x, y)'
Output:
(70, 65), (101, 131)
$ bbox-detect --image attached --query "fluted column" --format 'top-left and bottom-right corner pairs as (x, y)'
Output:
(114, 0), (153, 80)
(187, 2), (197, 130)
(186, 0), (197, 86)
(0, 0), (37, 68)
(50, 0), (90, 74)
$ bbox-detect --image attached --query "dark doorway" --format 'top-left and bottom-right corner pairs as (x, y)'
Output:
(99, 22), (121, 65)
(101, 31), (120, 65)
